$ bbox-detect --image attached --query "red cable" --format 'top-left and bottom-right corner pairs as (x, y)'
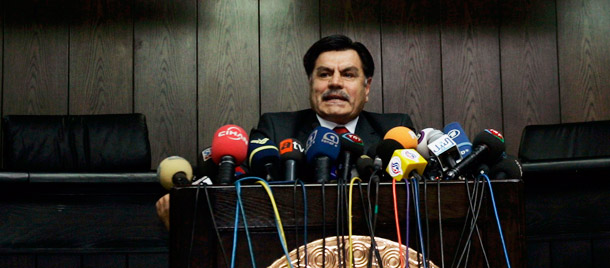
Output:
(392, 179), (405, 268)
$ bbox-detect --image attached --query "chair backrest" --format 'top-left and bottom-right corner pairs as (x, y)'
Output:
(2, 113), (151, 172)
(518, 120), (610, 173)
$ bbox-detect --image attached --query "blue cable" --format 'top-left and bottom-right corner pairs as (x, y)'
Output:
(480, 173), (512, 268)
(235, 181), (257, 267)
(411, 178), (428, 268)
(234, 177), (294, 268)
(230, 200), (240, 268)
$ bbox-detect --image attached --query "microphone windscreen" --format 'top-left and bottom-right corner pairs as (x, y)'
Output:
(490, 155), (522, 180)
(339, 133), (365, 156)
(427, 129), (445, 143)
(473, 129), (506, 161)
(279, 138), (305, 162)
(444, 122), (473, 157)
(195, 147), (218, 180)
(211, 124), (249, 165)
(248, 136), (280, 172)
(417, 128), (435, 158)
(376, 139), (404, 169)
(384, 126), (418, 149)
(305, 126), (341, 163)
(157, 156), (193, 190)
(356, 155), (374, 179)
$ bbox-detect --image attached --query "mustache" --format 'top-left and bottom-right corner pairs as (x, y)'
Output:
(321, 90), (350, 101)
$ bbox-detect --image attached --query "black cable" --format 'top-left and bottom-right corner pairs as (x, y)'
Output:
(203, 183), (230, 268)
(410, 178), (422, 268)
(436, 178), (445, 268)
(357, 180), (384, 268)
(293, 180), (301, 268)
(322, 180), (326, 268)
(186, 184), (201, 268)
(336, 178), (344, 268)
(420, 174), (431, 268)
(366, 172), (382, 268)
(453, 176), (490, 268)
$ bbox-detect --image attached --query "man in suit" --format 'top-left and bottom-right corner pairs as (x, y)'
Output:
(156, 34), (413, 229)
(255, 34), (413, 150)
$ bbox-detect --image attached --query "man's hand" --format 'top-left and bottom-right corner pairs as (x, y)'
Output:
(156, 193), (170, 230)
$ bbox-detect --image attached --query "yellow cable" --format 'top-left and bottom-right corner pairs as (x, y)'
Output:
(256, 181), (289, 254)
(348, 176), (362, 268)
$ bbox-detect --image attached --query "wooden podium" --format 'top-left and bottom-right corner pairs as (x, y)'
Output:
(170, 179), (525, 267)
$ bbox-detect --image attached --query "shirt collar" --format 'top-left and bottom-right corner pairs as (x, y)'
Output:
(316, 114), (359, 134)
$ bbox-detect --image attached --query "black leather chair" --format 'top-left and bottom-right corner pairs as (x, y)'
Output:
(1, 113), (156, 182)
(519, 120), (610, 268)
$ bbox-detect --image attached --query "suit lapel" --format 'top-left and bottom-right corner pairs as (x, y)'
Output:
(355, 111), (383, 147)
(295, 109), (320, 143)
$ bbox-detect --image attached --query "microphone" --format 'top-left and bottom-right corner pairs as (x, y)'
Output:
(416, 128), (435, 158)
(427, 133), (463, 171)
(384, 126), (418, 149)
(375, 139), (405, 170)
(279, 138), (305, 181)
(195, 147), (218, 182)
(386, 149), (428, 181)
(445, 129), (506, 180)
(305, 127), (341, 183)
(444, 122), (473, 157)
(338, 132), (365, 182)
(157, 156), (193, 190)
(356, 155), (375, 180)
(248, 132), (280, 181)
(489, 155), (522, 180)
(211, 124), (249, 185)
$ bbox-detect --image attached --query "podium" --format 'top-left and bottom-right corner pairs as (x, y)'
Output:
(170, 179), (524, 267)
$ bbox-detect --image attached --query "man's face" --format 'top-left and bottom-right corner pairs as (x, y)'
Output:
(309, 49), (371, 125)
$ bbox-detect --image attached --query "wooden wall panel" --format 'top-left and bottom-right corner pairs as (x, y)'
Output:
(558, 0), (610, 123)
(381, 0), (443, 130)
(259, 0), (318, 114)
(441, 0), (503, 138)
(37, 254), (81, 268)
(134, 0), (197, 166)
(0, 255), (35, 268)
(3, 0), (69, 115)
(70, 0), (133, 115)
(321, 0), (383, 113)
(500, 0), (560, 156)
(198, 0), (259, 146)
(82, 254), (126, 268)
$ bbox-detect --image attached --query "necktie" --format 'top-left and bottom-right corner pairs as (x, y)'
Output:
(333, 126), (349, 135)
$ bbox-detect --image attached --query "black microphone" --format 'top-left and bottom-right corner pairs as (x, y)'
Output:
(279, 138), (305, 181)
(489, 155), (522, 180)
(338, 133), (365, 183)
(195, 146), (218, 182)
(248, 129), (280, 181)
(445, 129), (506, 180)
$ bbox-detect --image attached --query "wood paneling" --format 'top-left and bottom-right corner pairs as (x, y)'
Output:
(37, 254), (81, 268)
(0, 255), (35, 268)
(558, 0), (610, 123)
(259, 0), (318, 114)
(70, 0), (133, 114)
(3, 0), (69, 115)
(82, 254), (125, 268)
(134, 0), (197, 166)
(441, 0), (503, 138)
(321, 0), (383, 113)
(500, 0), (560, 156)
(198, 0), (259, 147)
(381, 0), (443, 130)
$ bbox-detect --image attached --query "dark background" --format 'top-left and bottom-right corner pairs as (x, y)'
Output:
(1, 0), (609, 168)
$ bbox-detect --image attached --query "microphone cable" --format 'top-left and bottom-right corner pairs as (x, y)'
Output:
(391, 178), (405, 268)
(366, 171), (383, 268)
(404, 178), (410, 268)
(348, 176), (362, 268)
(480, 173), (512, 268)
(410, 177), (428, 268)
(435, 177), (445, 268)
(201, 182), (230, 268)
(419, 173), (431, 268)
(231, 177), (294, 268)
(322, 180), (327, 268)
(451, 175), (489, 268)
(187, 182), (201, 268)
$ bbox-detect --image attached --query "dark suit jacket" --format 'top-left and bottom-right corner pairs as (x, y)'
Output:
(255, 109), (414, 152)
